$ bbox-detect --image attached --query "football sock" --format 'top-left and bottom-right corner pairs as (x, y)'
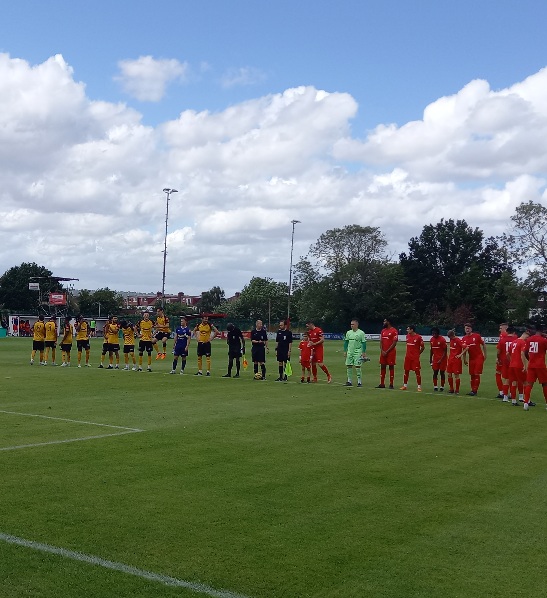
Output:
(148, 355), (152, 366)
(389, 367), (395, 386)
(235, 358), (240, 375)
(524, 385), (532, 403)
(181, 358), (186, 372)
(403, 371), (409, 385)
(356, 366), (361, 384)
(320, 364), (330, 377)
(172, 359), (177, 370)
(495, 372), (503, 392)
(380, 367), (386, 385)
(347, 367), (352, 383)
(440, 372), (445, 386)
(261, 364), (266, 377)
(311, 363), (318, 379)
(448, 376), (454, 391)
(416, 373), (422, 386)
(455, 379), (460, 393)
(503, 383), (510, 397)
(206, 356), (211, 371)
(542, 385), (547, 403)
(254, 364), (259, 375)
(198, 356), (203, 371)
(279, 365), (284, 378)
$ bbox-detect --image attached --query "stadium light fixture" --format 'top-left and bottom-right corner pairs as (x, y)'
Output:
(161, 188), (178, 307)
(287, 219), (301, 321)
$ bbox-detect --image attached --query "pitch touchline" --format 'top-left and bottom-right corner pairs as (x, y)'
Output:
(0, 410), (143, 431)
(0, 532), (252, 598)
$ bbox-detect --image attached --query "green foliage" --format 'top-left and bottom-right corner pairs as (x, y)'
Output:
(0, 262), (55, 312)
(76, 288), (124, 317)
(197, 286), (225, 312)
(225, 277), (288, 322)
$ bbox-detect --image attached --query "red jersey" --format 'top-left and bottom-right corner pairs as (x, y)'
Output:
(307, 326), (324, 346)
(462, 332), (485, 361)
(405, 333), (424, 359)
(380, 327), (398, 353)
(508, 338), (527, 368)
(448, 336), (463, 359)
(298, 340), (312, 363)
(430, 335), (447, 361)
(496, 335), (513, 365)
(526, 334), (547, 369)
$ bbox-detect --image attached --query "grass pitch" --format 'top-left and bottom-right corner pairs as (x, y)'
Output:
(1, 337), (546, 598)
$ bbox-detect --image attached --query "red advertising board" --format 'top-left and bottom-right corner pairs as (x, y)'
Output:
(49, 293), (66, 306)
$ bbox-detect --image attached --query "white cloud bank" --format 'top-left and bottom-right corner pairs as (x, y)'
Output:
(115, 55), (188, 101)
(1, 52), (547, 296)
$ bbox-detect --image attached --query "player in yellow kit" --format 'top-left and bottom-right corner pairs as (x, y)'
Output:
(60, 316), (74, 366)
(137, 311), (158, 372)
(75, 315), (91, 367)
(192, 315), (219, 376)
(154, 308), (171, 359)
(43, 315), (58, 366)
(30, 315), (46, 365)
(106, 315), (121, 369)
(120, 320), (137, 370)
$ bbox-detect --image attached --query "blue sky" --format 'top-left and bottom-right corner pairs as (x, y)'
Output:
(1, 1), (546, 295)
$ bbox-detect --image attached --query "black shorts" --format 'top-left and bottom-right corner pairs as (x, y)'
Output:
(108, 343), (120, 353)
(228, 346), (243, 359)
(155, 332), (169, 342)
(33, 340), (45, 351)
(77, 340), (90, 351)
(45, 341), (56, 348)
(252, 346), (266, 363)
(101, 342), (109, 355)
(276, 350), (289, 363)
(60, 343), (72, 353)
(197, 341), (212, 357)
(123, 345), (135, 354)
(139, 340), (154, 354)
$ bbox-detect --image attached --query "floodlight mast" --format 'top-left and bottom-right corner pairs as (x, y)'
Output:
(161, 188), (178, 307)
(287, 219), (301, 322)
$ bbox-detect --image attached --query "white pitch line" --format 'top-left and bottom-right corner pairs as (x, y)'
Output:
(0, 410), (143, 431)
(0, 532), (252, 598)
(0, 430), (142, 452)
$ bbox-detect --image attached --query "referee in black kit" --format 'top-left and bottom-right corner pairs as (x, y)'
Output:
(275, 319), (293, 381)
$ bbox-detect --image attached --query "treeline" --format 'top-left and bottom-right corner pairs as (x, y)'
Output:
(1, 202), (546, 332)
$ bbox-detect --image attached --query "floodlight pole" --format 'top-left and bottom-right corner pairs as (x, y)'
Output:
(287, 219), (301, 322)
(161, 188), (178, 307)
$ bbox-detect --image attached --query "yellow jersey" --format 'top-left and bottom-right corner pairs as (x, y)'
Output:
(195, 322), (214, 343)
(45, 321), (57, 341)
(155, 315), (170, 333)
(76, 321), (89, 340)
(122, 325), (135, 345)
(33, 321), (46, 341)
(61, 323), (73, 344)
(139, 319), (154, 342)
(107, 323), (120, 344)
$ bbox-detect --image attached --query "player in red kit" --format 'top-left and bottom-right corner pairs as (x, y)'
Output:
(523, 324), (547, 410)
(459, 323), (487, 396)
(429, 327), (448, 391)
(400, 325), (425, 391)
(377, 318), (398, 389)
(305, 321), (332, 383)
(507, 328), (529, 405)
(497, 326), (515, 402)
(298, 332), (312, 383)
(495, 322), (509, 398)
(446, 330), (463, 394)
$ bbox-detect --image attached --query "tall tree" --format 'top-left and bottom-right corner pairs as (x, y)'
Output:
(77, 288), (124, 317)
(0, 262), (55, 312)
(225, 277), (288, 324)
(198, 286), (225, 312)
(400, 219), (510, 324)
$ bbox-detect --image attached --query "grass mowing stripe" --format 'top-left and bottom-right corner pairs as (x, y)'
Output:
(0, 430), (143, 451)
(0, 532), (252, 598)
(0, 410), (144, 431)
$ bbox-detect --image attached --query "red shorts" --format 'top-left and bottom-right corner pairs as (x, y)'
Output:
(311, 346), (324, 364)
(379, 351), (396, 366)
(300, 360), (311, 369)
(431, 357), (447, 371)
(468, 358), (484, 375)
(446, 357), (462, 375)
(526, 367), (547, 385)
(500, 363), (510, 379)
(403, 357), (421, 372)
(508, 366), (525, 385)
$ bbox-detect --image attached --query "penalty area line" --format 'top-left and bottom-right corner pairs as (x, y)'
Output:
(0, 410), (143, 431)
(0, 532), (252, 598)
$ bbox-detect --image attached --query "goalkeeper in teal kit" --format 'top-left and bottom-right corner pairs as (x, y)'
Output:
(344, 319), (368, 387)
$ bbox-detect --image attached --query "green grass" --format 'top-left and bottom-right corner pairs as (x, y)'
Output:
(1, 337), (546, 598)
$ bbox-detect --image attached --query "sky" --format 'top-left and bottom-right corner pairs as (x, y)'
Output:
(1, 0), (547, 297)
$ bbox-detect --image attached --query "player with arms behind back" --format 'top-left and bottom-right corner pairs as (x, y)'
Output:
(378, 318), (398, 389)
(171, 316), (191, 374)
(446, 330), (463, 394)
(305, 320), (332, 383)
(400, 325), (425, 392)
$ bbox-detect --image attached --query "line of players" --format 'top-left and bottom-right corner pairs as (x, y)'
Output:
(378, 318), (547, 410)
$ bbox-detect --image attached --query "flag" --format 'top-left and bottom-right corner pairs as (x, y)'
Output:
(284, 361), (292, 377)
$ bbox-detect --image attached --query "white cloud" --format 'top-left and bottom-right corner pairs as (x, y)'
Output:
(115, 55), (188, 101)
(1, 53), (547, 297)
(221, 66), (266, 88)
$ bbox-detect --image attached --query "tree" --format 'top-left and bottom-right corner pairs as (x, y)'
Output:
(76, 288), (124, 317)
(0, 262), (55, 312)
(225, 277), (288, 324)
(198, 286), (225, 313)
(504, 200), (547, 284)
(400, 219), (511, 324)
